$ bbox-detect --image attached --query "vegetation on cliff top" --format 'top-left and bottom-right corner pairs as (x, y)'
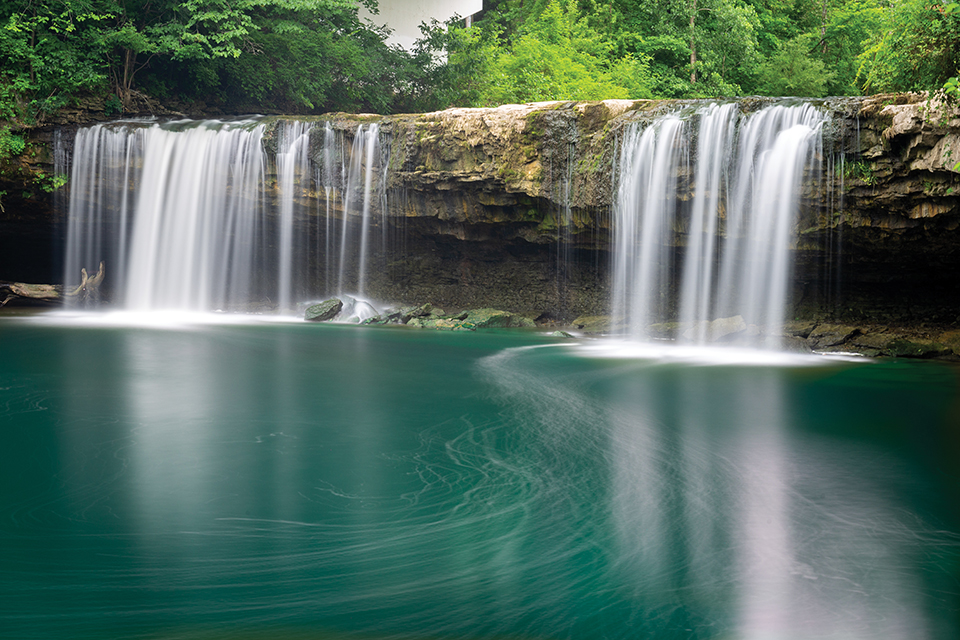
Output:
(441, 0), (959, 104)
(0, 0), (956, 131)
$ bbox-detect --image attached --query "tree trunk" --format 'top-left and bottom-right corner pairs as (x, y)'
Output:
(821, 0), (828, 54)
(0, 263), (105, 307)
(122, 48), (136, 109)
(690, 0), (698, 83)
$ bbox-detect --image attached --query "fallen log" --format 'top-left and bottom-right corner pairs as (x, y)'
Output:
(0, 262), (105, 307)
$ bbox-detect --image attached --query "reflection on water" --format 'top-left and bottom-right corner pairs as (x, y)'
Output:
(0, 320), (957, 640)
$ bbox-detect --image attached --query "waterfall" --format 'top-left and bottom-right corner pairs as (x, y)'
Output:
(612, 102), (825, 348)
(277, 121), (314, 312)
(62, 118), (386, 314)
(64, 122), (148, 303)
(322, 122), (337, 294)
(61, 104), (822, 324)
(335, 124), (380, 297)
(612, 116), (688, 336)
(121, 121), (266, 311)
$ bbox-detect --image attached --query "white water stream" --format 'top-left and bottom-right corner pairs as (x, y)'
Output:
(612, 103), (825, 348)
(63, 119), (383, 313)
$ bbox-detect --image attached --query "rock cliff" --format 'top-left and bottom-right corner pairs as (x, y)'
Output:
(3, 94), (960, 327)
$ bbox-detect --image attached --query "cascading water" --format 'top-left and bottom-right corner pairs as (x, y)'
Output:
(612, 115), (688, 336)
(64, 119), (268, 311)
(64, 122), (147, 302)
(62, 118), (385, 314)
(336, 124), (380, 297)
(276, 121), (314, 312)
(612, 102), (825, 348)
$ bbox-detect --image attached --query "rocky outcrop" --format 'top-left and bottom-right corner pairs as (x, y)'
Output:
(304, 298), (343, 321)
(253, 95), (960, 251)
(4, 94), (960, 330)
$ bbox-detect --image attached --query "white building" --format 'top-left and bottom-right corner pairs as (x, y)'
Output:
(359, 0), (483, 51)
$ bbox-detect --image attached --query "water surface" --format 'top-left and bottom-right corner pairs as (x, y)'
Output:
(1, 318), (958, 639)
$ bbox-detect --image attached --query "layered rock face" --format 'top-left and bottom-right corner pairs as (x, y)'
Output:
(4, 94), (960, 327)
(794, 94), (960, 327)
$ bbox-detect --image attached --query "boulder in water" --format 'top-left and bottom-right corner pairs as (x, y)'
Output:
(400, 303), (434, 323)
(572, 315), (612, 333)
(462, 308), (536, 329)
(408, 317), (476, 331)
(305, 298), (343, 322)
(682, 315), (747, 342)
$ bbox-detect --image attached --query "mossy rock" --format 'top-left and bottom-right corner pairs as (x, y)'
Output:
(938, 329), (960, 352)
(573, 315), (612, 333)
(681, 316), (746, 342)
(399, 303), (433, 323)
(408, 317), (477, 331)
(884, 338), (953, 358)
(462, 308), (536, 329)
(305, 298), (343, 322)
(783, 320), (817, 339)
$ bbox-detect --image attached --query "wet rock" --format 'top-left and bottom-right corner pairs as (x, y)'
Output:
(462, 308), (536, 328)
(408, 317), (476, 331)
(783, 320), (817, 339)
(807, 323), (859, 349)
(883, 338), (953, 358)
(305, 298), (343, 322)
(403, 307), (534, 331)
(549, 330), (575, 338)
(682, 315), (747, 342)
(646, 322), (685, 339)
(781, 335), (815, 353)
(399, 303), (434, 323)
(849, 332), (894, 350)
(573, 315), (612, 333)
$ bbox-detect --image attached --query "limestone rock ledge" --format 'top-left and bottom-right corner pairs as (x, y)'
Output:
(3, 94), (960, 326)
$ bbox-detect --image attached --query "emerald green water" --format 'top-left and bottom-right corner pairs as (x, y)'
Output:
(1, 317), (958, 640)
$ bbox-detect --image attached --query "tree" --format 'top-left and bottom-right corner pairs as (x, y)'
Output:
(448, 0), (653, 106)
(757, 34), (834, 96)
(856, 0), (960, 93)
(604, 0), (761, 97)
(1, 0), (112, 121)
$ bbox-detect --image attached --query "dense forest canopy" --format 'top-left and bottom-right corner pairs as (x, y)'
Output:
(0, 0), (957, 130)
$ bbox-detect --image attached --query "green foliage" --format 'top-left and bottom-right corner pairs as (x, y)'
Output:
(0, 1), (112, 123)
(944, 76), (960, 101)
(857, 0), (960, 93)
(0, 0), (460, 116)
(475, 0), (956, 101)
(0, 0), (958, 121)
(448, 0), (653, 106)
(840, 160), (876, 184)
(758, 35), (835, 96)
(0, 127), (25, 159)
(104, 93), (122, 116)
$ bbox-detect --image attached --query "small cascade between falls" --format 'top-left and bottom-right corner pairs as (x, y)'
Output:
(62, 118), (386, 314)
(612, 102), (826, 349)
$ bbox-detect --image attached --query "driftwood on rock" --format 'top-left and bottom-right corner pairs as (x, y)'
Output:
(0, 262), (105, 307)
